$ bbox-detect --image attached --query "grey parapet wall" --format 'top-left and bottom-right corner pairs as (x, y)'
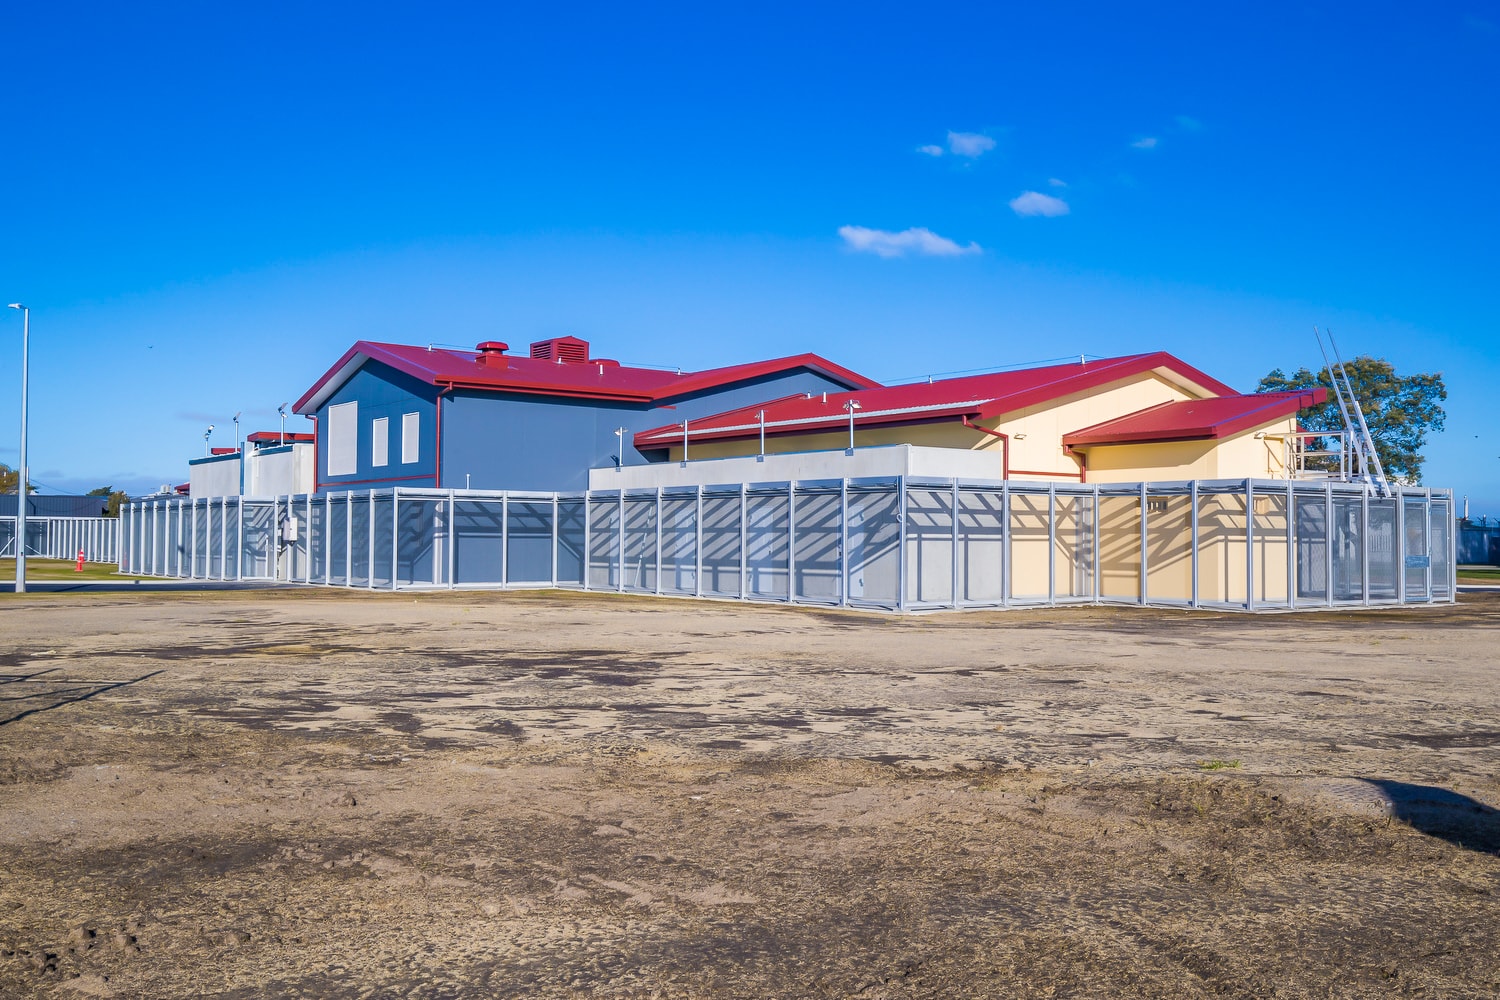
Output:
(120, 478), (1456, 612)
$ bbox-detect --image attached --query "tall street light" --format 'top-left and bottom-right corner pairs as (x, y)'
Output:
(7, 304), (28, 594)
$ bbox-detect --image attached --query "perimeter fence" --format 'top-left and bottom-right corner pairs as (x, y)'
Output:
(2, 516), (120, 563)
(119, 478), (1455, 612)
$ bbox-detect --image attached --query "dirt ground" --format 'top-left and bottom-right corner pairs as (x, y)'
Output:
(1, 590), (1497, 999)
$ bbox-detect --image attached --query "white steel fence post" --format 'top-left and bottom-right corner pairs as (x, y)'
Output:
(787, 481), (796, 603)
(1139, 482), (1149, 606)
(1286, 481), (1295, 609)
(1324, 486), (1337, 602)
(840, 479), (849, 608)
(1361, 488), (1370, 607)
(1190, 480), (1200, 609)
(951, 480), (961, 609)
(1050, 482), (1062, 605)
(1246, 480), (1255, 612)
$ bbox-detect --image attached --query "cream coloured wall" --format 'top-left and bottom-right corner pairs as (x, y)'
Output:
(1077, 415), (1299, 484)
(991, 372), (1196, 479)
(671, 371), (1204, 482)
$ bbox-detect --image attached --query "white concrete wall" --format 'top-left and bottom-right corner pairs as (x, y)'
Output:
(189, 455), (242, 499)
(588, 444), (1005, 491)
(248, 444), (316, 496)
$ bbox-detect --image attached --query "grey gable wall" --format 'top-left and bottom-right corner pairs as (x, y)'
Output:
(315, 361), (440, 491)
(441, 369), (855, 492)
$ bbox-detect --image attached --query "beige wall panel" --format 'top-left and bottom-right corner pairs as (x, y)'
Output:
(1145, 495), (1194, 601)
(673, 421), (1000, 463)
(1098, 495), (1143, 599)
(995, 373), (1195, 478)
(1253, 494), (1291, 603)
(1082, 440), (1220, 483)
(1008, 493), (1051, 597)
(1053, 494), (1094, 599)
(1078, 416), (1301, 485)
(1196, 493), (1247, 604)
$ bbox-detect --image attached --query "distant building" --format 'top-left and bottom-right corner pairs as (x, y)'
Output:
(0, 494), (109, 518)
(188, 431), (316, 498)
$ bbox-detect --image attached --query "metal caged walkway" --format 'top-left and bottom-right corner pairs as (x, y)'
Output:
(2, 516), (120, 564)
(120, 478), (1456, 612)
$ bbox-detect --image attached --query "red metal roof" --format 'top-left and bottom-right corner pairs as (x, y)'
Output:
(1062, 389), (1327, 447)
(294, 341), (878, 413)
(247, 431), (314, 444)
(634, 352), (1239, 449)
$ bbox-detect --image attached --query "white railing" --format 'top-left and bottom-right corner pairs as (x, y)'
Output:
(1, 516), (120, 563)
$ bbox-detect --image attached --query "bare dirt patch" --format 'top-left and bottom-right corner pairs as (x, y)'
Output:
(1, 590), (1497, 997)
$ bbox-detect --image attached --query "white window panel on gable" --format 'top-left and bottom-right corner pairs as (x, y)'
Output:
(402, 412), (420, 464)
(372, 417), (389, 467)
(327, 401), (358, 477)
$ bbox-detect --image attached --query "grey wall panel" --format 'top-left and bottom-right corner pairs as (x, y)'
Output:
(440, 370), (855, 494)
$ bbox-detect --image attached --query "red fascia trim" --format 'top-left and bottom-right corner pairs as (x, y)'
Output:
(970, 352), (1238, 422)
(1062, 389), (1326, 448)
(294, 343), (368, 412)
(322, 472), (437, 487)
(658, 354), (882, 400)
(436, 377), (655, 403)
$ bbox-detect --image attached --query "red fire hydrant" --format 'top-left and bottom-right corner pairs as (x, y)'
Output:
(75, 549), (86, 572)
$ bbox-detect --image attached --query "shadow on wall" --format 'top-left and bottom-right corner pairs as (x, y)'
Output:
(1364, 779), (1500, 855)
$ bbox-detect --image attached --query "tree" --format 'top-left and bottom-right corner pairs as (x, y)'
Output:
(0, 463), (34, 495)
(87, 485), (130, 517)
(1257, 356), (1446, 484)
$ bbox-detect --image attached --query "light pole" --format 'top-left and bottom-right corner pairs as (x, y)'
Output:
(204, 424), (215, 457)
(233, 411), (242, 495)
(278, 404), (289, 446)
(844, 400), (861, 452)
(7, 304), (28, 593)
(614, 427), (625, 470)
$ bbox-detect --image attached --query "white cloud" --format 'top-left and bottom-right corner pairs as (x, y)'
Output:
(1008, 191), (1070, 217)
(838, 225), (982, 258)
(1047, 177), (1068, 188)
(947, 131), (996, 157)
(1175, 115), (1202, 131)
(1131, 136), (1159, 149)
(917, 144), (945, 157)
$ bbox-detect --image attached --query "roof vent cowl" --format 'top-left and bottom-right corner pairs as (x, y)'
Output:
(476, 341), (509, 368)
(529, 336), (590, 364)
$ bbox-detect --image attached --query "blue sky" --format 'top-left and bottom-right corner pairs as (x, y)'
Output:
(2, 2), (1497, 510)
